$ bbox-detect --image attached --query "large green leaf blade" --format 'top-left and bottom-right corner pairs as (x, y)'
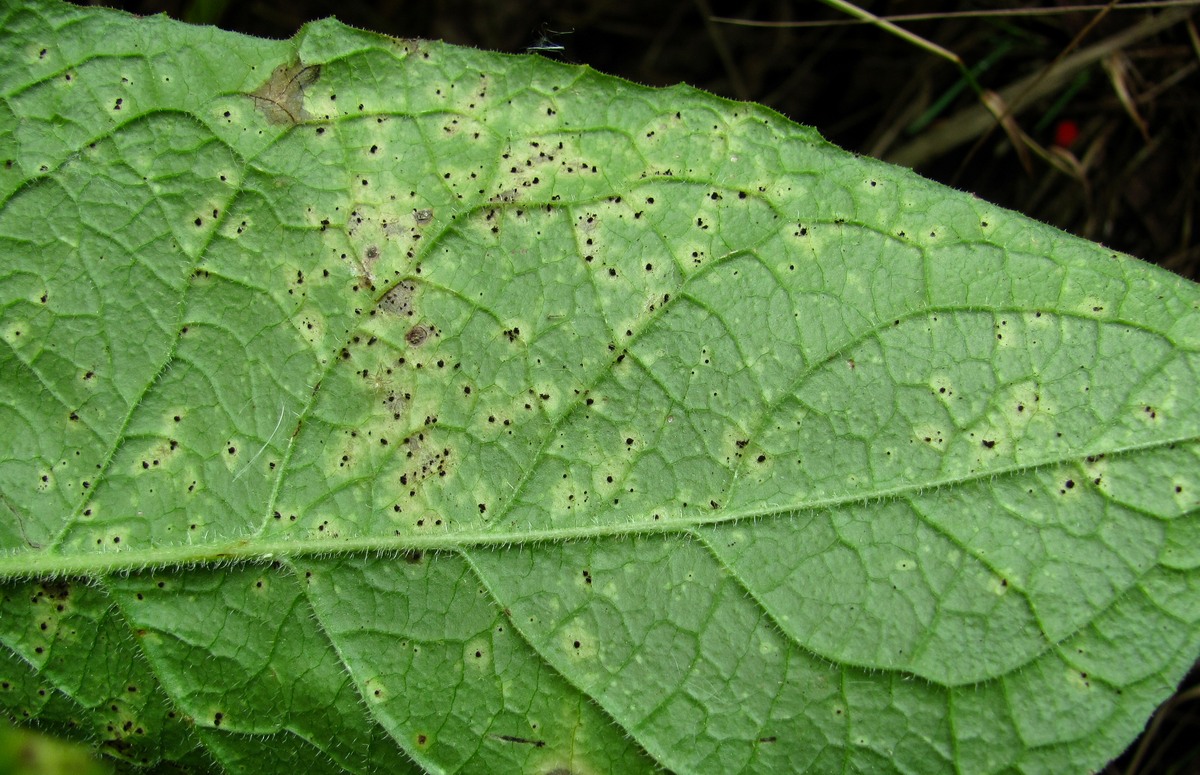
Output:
(1, 1), (1198, 772)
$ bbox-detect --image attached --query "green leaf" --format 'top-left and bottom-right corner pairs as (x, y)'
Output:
(1, 1), (1198, 772)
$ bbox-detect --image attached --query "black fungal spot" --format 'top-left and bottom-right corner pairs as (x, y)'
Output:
(494, 734), (546, 748)
(981, 439), (996, 449)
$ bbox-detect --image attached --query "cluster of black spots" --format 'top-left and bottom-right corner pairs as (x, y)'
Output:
(646, 293), (671, 314)
(392, 438), (453, 499)
(30, 581), (70, 612)
(383, 391), (410, 420)
(377, 281), (415, 317)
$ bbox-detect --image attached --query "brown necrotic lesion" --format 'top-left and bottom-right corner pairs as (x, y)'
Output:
(247, 61), (320, 125)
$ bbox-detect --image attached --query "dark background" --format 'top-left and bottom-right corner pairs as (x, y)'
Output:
(85, 1), (1200, 772)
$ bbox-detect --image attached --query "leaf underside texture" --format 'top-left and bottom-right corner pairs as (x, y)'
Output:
(0, 2), (1198, 773)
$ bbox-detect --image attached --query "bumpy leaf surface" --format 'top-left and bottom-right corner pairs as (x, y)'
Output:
(1, 2), (1199, 772)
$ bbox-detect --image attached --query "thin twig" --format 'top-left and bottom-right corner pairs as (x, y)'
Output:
(815, 0), (961, 65)
(712, 1), (1200, 28)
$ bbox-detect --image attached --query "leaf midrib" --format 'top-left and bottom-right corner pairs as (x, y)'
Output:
(2, 430), (1191, 578)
